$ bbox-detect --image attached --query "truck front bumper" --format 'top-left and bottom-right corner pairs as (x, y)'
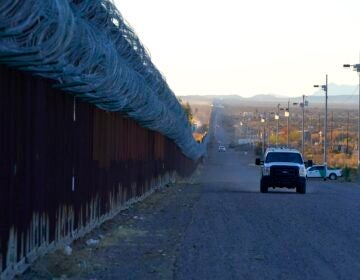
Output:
(261, 176), (306, 189)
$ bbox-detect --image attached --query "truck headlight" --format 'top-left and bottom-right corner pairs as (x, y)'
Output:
(263, 167), (270, 176)
(299, 166), (306, 177)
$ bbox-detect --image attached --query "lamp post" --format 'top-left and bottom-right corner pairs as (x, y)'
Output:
(275, 104), (280, 147)
(261, 114), (266, 155)
(343, 63), (360, 183)
(292, 96), (308, 156)
(285, 100), (290, 147)
(314, 74), (328, 168)
(266, 113), (269, 148)
(300, 96), (305, 156)
(301, 95), (305, 156)
(273, 104), (290, 148)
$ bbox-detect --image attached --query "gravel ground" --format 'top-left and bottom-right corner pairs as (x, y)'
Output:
(18, 167), (204, 280)
(19, 110), (360, 280)
(175, 147), (360, 280)
(174, 110), (360, 280)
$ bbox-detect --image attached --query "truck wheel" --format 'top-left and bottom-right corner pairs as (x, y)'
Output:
(260, 182), (268, 193)
(329, 173), (337, 180)
(296, 182), (306, 194)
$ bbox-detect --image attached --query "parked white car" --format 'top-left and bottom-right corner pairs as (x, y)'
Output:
(218, 145), (226, 152)
(306, 165), (342, 180)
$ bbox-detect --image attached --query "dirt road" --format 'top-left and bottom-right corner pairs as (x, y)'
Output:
(175, 145), (360, 280)
(21, 110), (360, 280)
(175, 110), (360, 280)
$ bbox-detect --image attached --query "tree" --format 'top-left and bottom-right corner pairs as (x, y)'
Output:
(178, 98), (193, 124)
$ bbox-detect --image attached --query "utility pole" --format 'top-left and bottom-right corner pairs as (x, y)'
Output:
(346, 111), (349, 154)
(287, 100), (290, 147)
(302, 95), (305, 156)
(263, 124), (265, 155)
(314, 75), (328, 166)
(292, 99), (307, 153)
(325, 74), (328, 165)
(265, 113), (268, 150)
(343, 63), (360, 183)
(276, 104), (280, 147)
(261, 113), (266, 155)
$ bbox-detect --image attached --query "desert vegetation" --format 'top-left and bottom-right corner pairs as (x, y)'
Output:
(223, 103), (358, 170)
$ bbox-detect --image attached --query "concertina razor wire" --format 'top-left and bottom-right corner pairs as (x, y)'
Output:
(0, 0), (207, 160)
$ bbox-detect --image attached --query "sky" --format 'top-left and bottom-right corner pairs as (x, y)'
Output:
(114, 0), (360, 97)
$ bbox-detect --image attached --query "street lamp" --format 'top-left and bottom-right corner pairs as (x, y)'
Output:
(314, 74), (328, 169)
(261, 114), (266, 155)
(275, 104), (280, 147)
(293, 96), (308, 156)
(284, 100), (290, 147)
(343, 63), (360, 183)
(272, 104), (290, 147)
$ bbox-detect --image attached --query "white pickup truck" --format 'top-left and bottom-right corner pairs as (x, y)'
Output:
(306, 165), (342, 180)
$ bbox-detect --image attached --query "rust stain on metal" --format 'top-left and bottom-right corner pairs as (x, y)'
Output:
(0, 65), (198, 278)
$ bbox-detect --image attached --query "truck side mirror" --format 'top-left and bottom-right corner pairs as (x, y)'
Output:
(255, 158), (263, 165)
(305, 160), (313, 167)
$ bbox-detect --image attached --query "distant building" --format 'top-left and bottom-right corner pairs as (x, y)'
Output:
(242, 112), (255, 117)
(296, 130), (311, 141)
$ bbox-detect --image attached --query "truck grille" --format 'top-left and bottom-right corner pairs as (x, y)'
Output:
(270, 166), (298, 178)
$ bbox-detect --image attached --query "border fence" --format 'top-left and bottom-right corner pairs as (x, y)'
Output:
(0, 65), (199, 279)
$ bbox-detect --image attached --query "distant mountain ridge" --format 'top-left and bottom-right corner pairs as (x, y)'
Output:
(180, 83), (359, 105)
(180, 94), (359, 104)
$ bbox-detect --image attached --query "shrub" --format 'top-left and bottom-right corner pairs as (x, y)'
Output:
(342, 166), (355, 182)
(254, 142), (263, 156)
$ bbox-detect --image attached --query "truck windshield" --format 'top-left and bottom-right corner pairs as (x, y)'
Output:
(265, 152), (303, 164)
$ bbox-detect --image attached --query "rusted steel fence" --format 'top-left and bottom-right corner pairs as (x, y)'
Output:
(0, 65), (198, 278)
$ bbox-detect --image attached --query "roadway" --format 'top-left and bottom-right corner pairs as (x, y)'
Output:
(174, 109), (360, 280)
(21, 108), (360, 280)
